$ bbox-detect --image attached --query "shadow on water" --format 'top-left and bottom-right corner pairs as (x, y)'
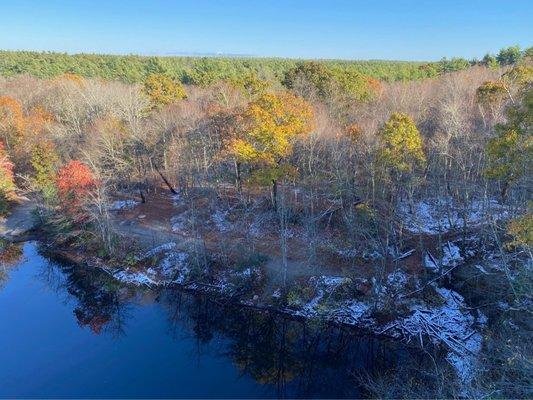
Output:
(0, 242), (435, 398)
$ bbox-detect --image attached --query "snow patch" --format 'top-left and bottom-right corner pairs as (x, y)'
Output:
(170, 212), (190, 234)
(108, 200), (139, 211)
(424, 242), (464, 273)
(137, 242), (177, 261)
(386, 270), (409, 293)
(330, 300), (371, 325)
(159, 251), (189, 284)
(292, 276), (351, 317)
(424, 251), (439, 272)
(112, 269), (157, 286)
(399, 198), (508, 234)
(171, 193), (182, 205)
(336, 248), (358, 258)
(441, 242), (463, 267)
(212, 210), (231, 232)
(384, 285), (483, 384)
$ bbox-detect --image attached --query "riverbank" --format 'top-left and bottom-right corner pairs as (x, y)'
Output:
(2, 242), (443, 398)
(1, 193), (526, 396)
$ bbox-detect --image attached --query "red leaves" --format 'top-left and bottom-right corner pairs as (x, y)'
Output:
(56, 160), (97, 214)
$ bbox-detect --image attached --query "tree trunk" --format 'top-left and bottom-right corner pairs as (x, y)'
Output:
(501, 180), (509, 203)
(271, 179), (278, 210)
(153, 163), (178, 195)
(234, 160), (242, 194)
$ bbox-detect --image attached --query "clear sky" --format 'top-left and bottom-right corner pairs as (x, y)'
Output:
(0, 0), (531, 61)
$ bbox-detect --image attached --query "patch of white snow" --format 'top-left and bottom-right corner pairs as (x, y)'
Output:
(108, 200), (139, 211)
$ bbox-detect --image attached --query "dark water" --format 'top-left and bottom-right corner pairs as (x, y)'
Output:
(0, 242), (426, 398)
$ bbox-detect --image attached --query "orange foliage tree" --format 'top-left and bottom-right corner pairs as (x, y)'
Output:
(0, 96), (25, 150)
(0, 97), (53, 176)
(0, 141), (16, 215)
(55, 160), (97, 216)
(25, 105), (53, 137)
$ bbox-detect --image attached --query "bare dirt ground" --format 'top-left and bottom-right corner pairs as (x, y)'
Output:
(110, 191), (338, 286)
(108, 188), (433, 290)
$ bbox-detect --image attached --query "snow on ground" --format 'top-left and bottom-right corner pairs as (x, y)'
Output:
(330, 300), (371, 325)
(382, 285), (483, 384)
(107, 242), (190, 287)
(170, 213), (189, 234)
(424, 251), (439, 272)
(387, 270), (409, 289)
(285, 275), (374, 326)
(399, 198), (508, 234)
(424, 242), (464, 272)
(211, 209), (231, 232)
(108, 200), (139, 211)
(137, 242), (177, 261)
(97, 237), (482, 385)
(441, 242), (464, 267)
(336, 248), (358, 258)
(291, 276), (351, 317)
(112, 269), (157, 286)
(159, 251), (190, 284)
(171, 193), (182, 205)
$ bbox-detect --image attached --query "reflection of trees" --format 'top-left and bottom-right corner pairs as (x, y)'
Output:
(0, 242), (23, 289)
(18, 247), (435, 398)
(68, 272), (127, 336)
(38, 252), (131, 336)
(159, 291), (432, 399)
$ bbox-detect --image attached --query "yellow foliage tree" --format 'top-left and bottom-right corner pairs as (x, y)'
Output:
(506, 212), (533, 250)
(379, 112), (426, 176)
(30, 140), (60, 202)
(143, 74), (187, 108)
(486, 87), (532, 200)
(476, 81), (507, 106)
(231, 92), (314, 207)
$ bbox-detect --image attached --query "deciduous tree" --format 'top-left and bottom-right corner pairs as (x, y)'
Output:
(56, 160), (97, 216)
(31, 140), (59, 201)
(0, 141), (16, 215)
(486, 87), (532, 200)
(379, 112), (426, 175)
(143, 74), (186, 108)
(231, 92), (314, 208)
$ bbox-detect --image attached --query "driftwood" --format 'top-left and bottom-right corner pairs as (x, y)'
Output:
(153, 163), (178, 195)
(394, 248), (415, 261)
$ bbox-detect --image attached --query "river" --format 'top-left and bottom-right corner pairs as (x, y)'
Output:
(0, 242), (427, 398)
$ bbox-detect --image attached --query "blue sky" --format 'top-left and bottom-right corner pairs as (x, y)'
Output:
(0, 0), (531, 61)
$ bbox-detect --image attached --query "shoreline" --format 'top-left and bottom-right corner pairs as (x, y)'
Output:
(1, 200), (490, 390)
(38, 238), (486, 388)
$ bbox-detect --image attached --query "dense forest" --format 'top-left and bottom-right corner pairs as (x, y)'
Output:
(0, 44), (532, 397)
(0, 50), (437, 83)
(1, 45), (529, 85)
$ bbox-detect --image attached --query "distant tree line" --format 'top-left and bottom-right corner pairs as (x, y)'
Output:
(1, 45), (529, 87)
(0, 50), (439, 84)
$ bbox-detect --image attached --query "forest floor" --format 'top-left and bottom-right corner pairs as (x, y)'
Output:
(111, 190), (355, 283)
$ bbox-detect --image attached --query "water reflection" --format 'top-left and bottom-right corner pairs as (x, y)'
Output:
(158, 290), (425, 398)
(1, 243), (433, 398)
(0, 242), (23, 289)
